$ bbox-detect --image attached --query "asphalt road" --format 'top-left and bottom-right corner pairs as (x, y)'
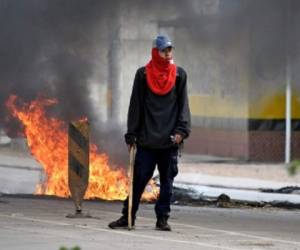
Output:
(0, 195), (299, 250)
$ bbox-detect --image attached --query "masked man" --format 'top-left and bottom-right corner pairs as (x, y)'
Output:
(109, 35), (191, 231)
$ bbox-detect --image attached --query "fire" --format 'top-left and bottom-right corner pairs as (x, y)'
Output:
(6, 95), (159, 201)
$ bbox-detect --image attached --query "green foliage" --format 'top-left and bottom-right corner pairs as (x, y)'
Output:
(59, 246), (81, 250)
(288, 160), (300, 176)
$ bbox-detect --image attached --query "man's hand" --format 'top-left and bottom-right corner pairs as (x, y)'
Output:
(173, 134), (183, 144)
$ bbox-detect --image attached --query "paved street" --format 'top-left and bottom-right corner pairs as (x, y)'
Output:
(0, 195), (300, 250)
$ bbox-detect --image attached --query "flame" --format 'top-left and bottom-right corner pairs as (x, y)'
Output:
(6, 95), (159, 201)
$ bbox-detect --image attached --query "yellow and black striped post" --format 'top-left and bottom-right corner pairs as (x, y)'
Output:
(67, 119), (89, 217)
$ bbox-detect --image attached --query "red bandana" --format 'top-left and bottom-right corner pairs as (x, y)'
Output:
(145, 48), (177, 95)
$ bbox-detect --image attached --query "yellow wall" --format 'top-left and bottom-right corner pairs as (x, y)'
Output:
(189, 91), (300, 119)
(249, 92), (300, 119)
(189, 94), (248, 119)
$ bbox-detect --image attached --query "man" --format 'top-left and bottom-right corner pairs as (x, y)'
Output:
(108, 35), (191, 231)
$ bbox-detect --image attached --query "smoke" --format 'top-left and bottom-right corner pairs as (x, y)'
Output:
(1, 0), (299, 163)
(0, 1), (109, 122)
(163, 0), (300, 99)
(0, 0), (129, 163)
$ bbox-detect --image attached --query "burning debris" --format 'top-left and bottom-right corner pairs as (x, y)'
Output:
(260, 186), (300, 195)
(172, 186), (300, 209)
(5, 95), (159, 201)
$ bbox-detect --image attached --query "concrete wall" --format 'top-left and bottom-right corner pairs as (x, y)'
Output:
(88, 0), (300, 161)
(117, 0), (250, 130)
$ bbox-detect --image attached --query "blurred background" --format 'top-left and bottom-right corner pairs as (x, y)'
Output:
(0, 0), (299, 163)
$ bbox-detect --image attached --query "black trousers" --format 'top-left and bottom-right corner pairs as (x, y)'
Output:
(122, 146), (178, 220)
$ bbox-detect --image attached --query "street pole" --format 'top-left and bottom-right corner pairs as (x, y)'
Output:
(285, 64), (291, 164)
(285, 0), (291, 164)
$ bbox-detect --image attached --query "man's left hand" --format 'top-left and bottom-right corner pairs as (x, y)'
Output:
(174, 134), (183, 144)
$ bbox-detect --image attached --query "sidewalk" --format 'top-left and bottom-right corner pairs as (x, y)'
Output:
(0, 145), (300, 206)
(0, 147), (42, 194)
(174, 154), (300, 205)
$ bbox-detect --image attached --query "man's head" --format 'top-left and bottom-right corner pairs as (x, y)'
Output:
(153, 35), (174, 60)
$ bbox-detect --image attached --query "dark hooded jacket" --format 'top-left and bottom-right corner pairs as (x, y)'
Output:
(125, 66), (191, 149)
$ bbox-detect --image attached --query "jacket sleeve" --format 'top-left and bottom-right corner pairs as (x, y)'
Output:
(124, 69), (143, 145)
(173, 69), (191, 139)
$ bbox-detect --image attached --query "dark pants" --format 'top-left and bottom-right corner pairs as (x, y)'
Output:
(122, 146), (178, 220)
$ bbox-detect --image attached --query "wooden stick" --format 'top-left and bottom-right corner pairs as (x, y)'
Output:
(128, 145), (136, 230)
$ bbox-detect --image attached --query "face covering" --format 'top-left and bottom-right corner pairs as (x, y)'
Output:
(145, 48), (177, 95)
